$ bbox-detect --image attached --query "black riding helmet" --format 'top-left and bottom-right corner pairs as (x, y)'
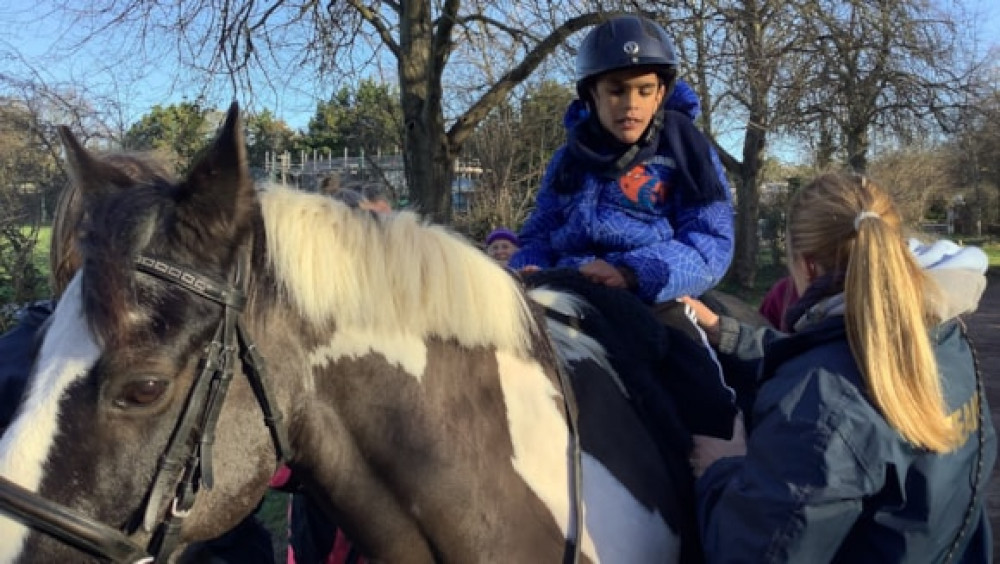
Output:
(575, 15), (679, 102)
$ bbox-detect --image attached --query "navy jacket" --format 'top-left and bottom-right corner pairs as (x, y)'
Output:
(698, 315), (995, 563)
(0, 301), (53, 428)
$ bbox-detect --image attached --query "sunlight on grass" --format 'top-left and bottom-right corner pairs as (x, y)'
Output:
(982, 242), (1000, 269)
(34, 227), (51, 271)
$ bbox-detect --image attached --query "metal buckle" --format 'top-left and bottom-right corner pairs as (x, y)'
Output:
(170, 497), (192, 519)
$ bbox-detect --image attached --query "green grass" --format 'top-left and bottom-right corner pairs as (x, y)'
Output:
(717, 260), (786, 308)
(32, 226), (51, 275)
(983, 242), (1000, 271)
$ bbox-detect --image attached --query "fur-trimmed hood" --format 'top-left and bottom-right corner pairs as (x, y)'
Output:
(910, 238), (989, 321)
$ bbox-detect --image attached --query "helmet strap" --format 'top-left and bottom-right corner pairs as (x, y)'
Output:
(612, 107), (664, 172)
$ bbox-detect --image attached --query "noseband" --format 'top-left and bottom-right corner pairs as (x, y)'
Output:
(0, 254), (292, 563)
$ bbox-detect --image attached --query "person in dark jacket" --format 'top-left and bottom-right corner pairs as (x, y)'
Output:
(0, 151), (275, 563)
(509, 14), (738, 440)
(683, 172), (995, 563)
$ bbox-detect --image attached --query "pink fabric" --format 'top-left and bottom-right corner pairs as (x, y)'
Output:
(758, 276), (799, 331)
(285, 493), (296, 564)
(269, 464), (294, 489)
(328, 529), (367, 564)
(276, 471), (368, 564)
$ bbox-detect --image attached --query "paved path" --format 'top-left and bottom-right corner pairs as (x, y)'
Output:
(965, 271), (1000, 560)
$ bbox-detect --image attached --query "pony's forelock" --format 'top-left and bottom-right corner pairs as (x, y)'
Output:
(258, 185), (536, 355)
(80, 185), (170, 349)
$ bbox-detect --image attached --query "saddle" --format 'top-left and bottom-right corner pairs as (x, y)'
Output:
(524, 268), (721, 563)
(523, 268), (737, 439)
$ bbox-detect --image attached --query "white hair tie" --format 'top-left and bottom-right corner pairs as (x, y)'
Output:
(854, 210), (880, 230)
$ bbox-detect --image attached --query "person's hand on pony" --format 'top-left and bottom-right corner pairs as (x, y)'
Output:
(679, 295), (721, 346)
(579, 259), (636, 290)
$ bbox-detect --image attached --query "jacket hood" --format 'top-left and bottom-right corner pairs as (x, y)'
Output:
(563, 78), (702, 130)
(910, 239), (989, 321)
(789, 239), (987, 332)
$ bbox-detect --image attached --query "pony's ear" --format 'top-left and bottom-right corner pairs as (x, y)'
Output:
(175, 102), (255, 240)
(58, 126), (139, 197)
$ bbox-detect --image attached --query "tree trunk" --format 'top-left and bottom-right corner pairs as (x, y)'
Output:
(731, 117), (767, 289)
(401, 102), (455, 223)
(398, 0), (456, 223)
(732, 174), (761, 289)
(845, 123), (869, 173)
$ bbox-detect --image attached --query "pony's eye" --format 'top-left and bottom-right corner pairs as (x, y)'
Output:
(114, 379), (169, 408)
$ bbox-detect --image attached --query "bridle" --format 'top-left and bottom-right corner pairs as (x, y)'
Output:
(0, 254), (292, 563)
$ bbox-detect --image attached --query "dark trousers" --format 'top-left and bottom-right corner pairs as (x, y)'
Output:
(651, 300), (737, 439)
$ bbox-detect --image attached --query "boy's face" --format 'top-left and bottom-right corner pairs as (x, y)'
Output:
(590, 69), (666, 145)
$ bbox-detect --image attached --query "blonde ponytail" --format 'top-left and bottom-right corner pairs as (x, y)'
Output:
(846, 214), (960, 452)
(789, 173), (961, 453)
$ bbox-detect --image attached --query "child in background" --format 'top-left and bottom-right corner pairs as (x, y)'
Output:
(484, 228), (520, 266)
(757, 275), (799, 331)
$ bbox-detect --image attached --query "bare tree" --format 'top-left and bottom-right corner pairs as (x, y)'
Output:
(461, 79), (573, 239)
(659, 0), (979, 288)
(0, 93), (66, 309)
(950, 73), (1000, 234)
(868, 146), (958, 225)
(796, 0), (975, 173)
(0, 56), (133, 311)
(38, 2), (639, 222)
(663, 0), (814, 288)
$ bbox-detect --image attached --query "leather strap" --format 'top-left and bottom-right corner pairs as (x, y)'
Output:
(0, 252), (291, 563)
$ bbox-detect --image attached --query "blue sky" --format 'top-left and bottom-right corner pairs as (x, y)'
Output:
(2, 0), (999, 155)
(0, 1), (365, 131)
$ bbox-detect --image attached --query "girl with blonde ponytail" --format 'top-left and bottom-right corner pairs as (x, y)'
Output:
(683, 172), (995, 562)
(802, 174), (960, 452)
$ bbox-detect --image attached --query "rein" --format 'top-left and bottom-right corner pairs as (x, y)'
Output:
(537, 304), (584, 564)
(0, 254), (292, 563)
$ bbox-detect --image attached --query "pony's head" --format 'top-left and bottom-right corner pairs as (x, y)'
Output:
(0, 104), (275, 562)
(0, 101), (572, 563)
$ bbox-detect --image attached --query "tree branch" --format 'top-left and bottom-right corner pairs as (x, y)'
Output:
(447, 12), (608, 148)
(432, 0), (461, 74)
(709, 135), (741, 173)
(346, 0), (400, 57)
(456, 14), (542, 45)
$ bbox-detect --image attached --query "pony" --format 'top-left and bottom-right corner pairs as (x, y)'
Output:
(0, 104), (711, 563)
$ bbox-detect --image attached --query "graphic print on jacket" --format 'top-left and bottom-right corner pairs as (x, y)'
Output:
(617, 163), (667, 211)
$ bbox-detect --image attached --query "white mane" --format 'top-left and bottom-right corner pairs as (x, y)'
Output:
(258, 185), (536, 356)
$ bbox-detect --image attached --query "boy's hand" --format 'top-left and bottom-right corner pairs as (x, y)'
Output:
(580, 259), (629, 289)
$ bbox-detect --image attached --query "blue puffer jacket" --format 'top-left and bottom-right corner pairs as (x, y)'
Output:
(509, 80), (734, 303)
(698, 250), (996, 563)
